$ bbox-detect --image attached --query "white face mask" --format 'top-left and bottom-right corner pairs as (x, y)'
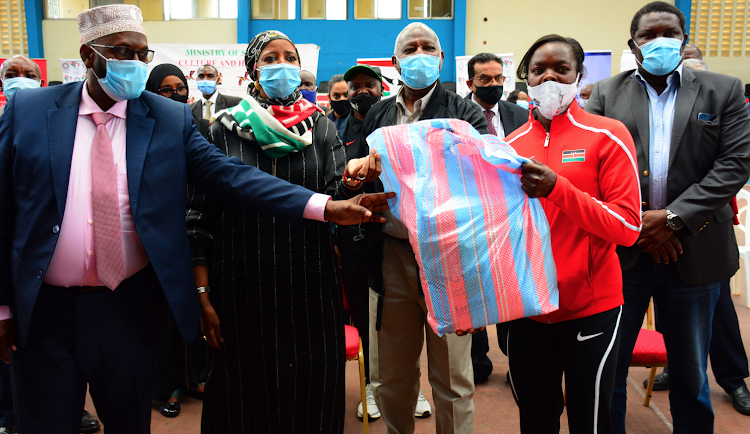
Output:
(527, 74), (580, 120)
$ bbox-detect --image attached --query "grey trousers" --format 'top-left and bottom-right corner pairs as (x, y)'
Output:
(369, 235), (475, 434)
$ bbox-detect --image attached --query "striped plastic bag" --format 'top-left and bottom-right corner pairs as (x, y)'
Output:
(369, 118), (558, 336)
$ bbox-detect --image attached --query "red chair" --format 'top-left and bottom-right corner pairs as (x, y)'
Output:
(630, 299), (668, 406)
(345, 324), (369, 434)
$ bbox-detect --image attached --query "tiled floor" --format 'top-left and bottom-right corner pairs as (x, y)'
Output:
(78, 285), (750, 433)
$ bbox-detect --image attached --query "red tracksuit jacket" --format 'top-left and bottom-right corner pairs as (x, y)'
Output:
(505, 103), (642, 323)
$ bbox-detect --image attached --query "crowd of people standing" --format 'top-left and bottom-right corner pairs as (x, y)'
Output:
(1, 1), (750, 434)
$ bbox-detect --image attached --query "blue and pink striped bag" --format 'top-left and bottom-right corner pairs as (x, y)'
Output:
(370, 119), (559, 336)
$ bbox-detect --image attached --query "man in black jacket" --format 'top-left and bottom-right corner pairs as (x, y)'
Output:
(362, 22), (487, 434)
(462, 52), (529, 384)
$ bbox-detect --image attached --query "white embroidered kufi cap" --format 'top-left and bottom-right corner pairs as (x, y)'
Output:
(77, 5), (145, 45)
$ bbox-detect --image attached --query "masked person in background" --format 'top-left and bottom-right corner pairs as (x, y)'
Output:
(360, 22), (488, 434)
(0, 55), (44, 117)
(505, 35), (641, 434)
(327, 73), (349, 121)
(299, 69), (318, 104)
(507, 89), (530, 109)
(189, 30), (387, 434)
(578, 83), (594, 108)
(145, 64), (209, 419)
(190, 64), (242, 121)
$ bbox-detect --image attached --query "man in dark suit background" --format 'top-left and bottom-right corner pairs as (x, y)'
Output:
(586, 2), (750, 433)
(189, 63), (241, 121)
(0, 6), (390, 433)
(464, 53), (528, 140)
(463, 52), (529, 384)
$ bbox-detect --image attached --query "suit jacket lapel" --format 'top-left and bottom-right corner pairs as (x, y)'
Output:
(125, 97), (155, 219)
(497, 103), (514, 134)
(48, 82), (85, 219)
(668, 68), (700, 170)
(216, 93), (226, 111)
(624, 75), (651, 168)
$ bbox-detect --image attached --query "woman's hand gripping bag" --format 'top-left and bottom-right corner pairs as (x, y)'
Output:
(369, 119), (558, 336)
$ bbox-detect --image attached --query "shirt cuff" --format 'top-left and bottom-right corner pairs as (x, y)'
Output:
(303, 193), (331, 222)
(0, 306), (13, 321)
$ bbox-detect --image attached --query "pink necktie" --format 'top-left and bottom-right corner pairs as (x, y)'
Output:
(91, 112), (125, 290)
(484, 110), (498, 136)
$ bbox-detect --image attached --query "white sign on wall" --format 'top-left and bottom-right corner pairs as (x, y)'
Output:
(456, 54), (516, 100)
(149, 43), (320, 102)
(59, 59), (87, 83)
(620, 49), (637, 73)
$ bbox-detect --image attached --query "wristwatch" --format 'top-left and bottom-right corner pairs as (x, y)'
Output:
(665, 209), (684, 231)
(197, 286), (210, 294)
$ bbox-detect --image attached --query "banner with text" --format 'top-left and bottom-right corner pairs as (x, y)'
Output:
(456, 54), (515, 100)
(149, 43), (320, 102)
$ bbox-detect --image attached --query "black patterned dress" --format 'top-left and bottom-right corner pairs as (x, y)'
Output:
(187, 112), (354, 434)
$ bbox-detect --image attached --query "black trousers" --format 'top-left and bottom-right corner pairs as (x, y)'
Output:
(710, 279), (749, 394)
(338, 224), (370, 381)
(508, 307), (621, 434)
(10, 265), (169, 434)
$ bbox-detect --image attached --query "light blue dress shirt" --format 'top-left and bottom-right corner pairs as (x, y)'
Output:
(634, 64), (683, 210)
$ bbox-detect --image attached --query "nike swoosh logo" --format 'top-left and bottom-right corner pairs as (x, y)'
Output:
(346, 140), (355, 146)
(577, 332), (604, 342)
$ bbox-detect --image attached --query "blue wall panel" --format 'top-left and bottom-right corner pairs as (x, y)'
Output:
(24, 0), (45, 58)
(242, 0), (462, 86)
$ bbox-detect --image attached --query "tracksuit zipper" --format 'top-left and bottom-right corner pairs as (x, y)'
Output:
(543, 130), (550, 325)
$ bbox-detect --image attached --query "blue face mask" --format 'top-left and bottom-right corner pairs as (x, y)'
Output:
(196, 79), (217, 96)
(258, 64), (301, 99)
(300, 89), (317, 104)
(2, 77), (41, 100)
(92, 48), (147, 101)
(397, 54), (441, 90)
(636, 37), (684, 76)
(515, 100), (529, 110)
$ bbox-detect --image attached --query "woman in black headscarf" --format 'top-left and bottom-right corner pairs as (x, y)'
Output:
(187, 31), (375, 433)
(146, 64), (209, 418)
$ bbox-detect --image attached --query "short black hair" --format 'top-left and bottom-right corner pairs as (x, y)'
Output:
(328, 74), (345, 96)
(517, 34), (585, 81)
(467, 53), (503, 79)
(199, 64), (218, 75)
(630, 1), (686, 39)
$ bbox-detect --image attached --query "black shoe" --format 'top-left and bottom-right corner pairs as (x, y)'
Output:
(473, 364), (492, 385)
(159, 401), (181, 418)
(81, 409), (100, 433)
(643, 371), (669, 391)
(730, 384), (750, 416)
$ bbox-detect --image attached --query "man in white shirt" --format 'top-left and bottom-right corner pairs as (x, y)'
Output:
(189, 64), (241, 121)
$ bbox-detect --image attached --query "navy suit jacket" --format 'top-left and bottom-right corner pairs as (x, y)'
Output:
(0, 81), (315, 345)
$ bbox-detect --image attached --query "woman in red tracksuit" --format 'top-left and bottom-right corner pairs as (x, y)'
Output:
(504, 35), (642, 434)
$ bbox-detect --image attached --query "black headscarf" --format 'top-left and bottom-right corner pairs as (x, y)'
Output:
(244, 30), (302, 106)
(146, 63), (189, 103)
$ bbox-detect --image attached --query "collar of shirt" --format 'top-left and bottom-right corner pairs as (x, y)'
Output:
(634, 63), (684, 93)
(396, 83), (438, 122)
(79, 79), (128, 119)
(201, 91), (219, 105)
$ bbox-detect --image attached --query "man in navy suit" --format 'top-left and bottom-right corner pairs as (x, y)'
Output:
(0, 6), (390, 434)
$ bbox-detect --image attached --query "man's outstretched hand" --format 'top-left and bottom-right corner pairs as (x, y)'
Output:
(325, 192), (395, 225)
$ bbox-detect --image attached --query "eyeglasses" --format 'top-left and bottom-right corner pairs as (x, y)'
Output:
(471, 74), (505, 86)
(88, 44), (155, 63)
(157, 85), (188, 97)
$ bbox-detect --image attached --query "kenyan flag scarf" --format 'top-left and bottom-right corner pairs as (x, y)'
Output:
(218, 94), (323, 158)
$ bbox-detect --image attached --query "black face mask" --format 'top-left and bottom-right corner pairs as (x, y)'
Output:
(349, 93), (380, 117)
(474, 85), (504, 106)
(170, 93), (189, 104)
(330, 99), (351, 116)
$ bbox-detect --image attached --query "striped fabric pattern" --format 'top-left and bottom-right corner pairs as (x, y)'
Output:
(370, 119), (559, 336)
